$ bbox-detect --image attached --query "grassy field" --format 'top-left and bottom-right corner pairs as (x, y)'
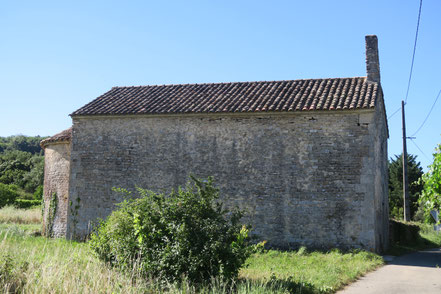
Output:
(0, 206), (41, 224)
(242, 249), (382, 293)
(0, 207), (385, 293)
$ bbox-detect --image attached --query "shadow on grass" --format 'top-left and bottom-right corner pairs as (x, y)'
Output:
(237, 276), (329, 294)
(386, 220), (441, 256)
(387, 237), (440, 256)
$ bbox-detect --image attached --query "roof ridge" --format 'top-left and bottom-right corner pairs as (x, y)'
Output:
(111, 77), (368, 89)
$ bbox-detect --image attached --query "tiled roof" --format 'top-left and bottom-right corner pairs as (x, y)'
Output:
(40, 128), (72, 148)
(71, 77), (379, 116)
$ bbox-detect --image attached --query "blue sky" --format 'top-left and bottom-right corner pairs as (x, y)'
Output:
(1, 0), (440, 170)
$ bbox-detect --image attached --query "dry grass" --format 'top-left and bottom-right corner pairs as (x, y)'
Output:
(0, 226), (272, 294)
(0, 207), (385, 293)
(0, 206), (41, 224)
(0, 223), (384, 294)
(0, 225), (152, 293)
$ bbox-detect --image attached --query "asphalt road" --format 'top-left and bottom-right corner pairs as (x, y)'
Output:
(338, 248), (441, 294)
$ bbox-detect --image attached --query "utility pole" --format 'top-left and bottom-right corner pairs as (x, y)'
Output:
(401, 100), (411, 221)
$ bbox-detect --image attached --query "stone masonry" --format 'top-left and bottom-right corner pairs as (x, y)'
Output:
(67, 106), (388, 251)
(41, 139), (71, 237)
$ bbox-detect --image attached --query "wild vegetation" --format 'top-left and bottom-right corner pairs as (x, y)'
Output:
(388, 153), (424, 221)
(387, 219), (441, 256)
(0, 204), (384, 293)
(386, 142), (441, 254)
(0, 206), (41, 224)
(0, 225), (383, 293)
(388, 140), (441, 225)
(90, 177), (264, 284)
(0, 135), (45, 208)
(419, 143), (441, 222)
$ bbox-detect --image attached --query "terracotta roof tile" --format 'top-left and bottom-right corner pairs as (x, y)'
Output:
(40, 128), (72, 148)
(71, 77), (379, 116)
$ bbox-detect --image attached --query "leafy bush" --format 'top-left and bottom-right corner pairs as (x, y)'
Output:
(33, 185), (43, 200)
(13, 199), (41, 209)
(419, 143), (441, 222)
(0, 184), (19, 208)
(90, 176), (263, 284)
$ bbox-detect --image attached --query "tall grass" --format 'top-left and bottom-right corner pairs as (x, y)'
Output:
(0, 206), (41, 224)
(0, 226), (298, 294)
(0, 208), (386, 293)
(0, 223), (384, 294)
(419, 222), (441, 245)
(241, 248), (383, 293)
(0, 225), (152, 293)
(3, 209), (440, 293)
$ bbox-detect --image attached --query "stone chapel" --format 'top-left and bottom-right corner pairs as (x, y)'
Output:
(41, 35), (389, 252)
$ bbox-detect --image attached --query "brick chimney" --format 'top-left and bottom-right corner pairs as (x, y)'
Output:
(365, 35), (381, 83)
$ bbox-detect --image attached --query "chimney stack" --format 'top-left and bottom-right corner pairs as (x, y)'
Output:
(365, 35), (381, 83)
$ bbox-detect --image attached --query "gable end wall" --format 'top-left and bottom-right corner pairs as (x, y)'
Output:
(373, 91), (389, 252)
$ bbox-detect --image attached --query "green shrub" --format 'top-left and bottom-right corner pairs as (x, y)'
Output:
(13, 199), (41, 209)
(0, 183), (19, 208)
(33, 185), (43, 200)
(419, 143), (441, 222)
(90, 176), (263, 284)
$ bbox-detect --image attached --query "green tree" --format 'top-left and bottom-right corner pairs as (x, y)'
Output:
(22, 156), (44, 192)
(0, 183), (19, 208)
(0, 149), (44, 193)
(9, 135), (44, 155)
(388, 153), (424, 220)
(33, 185), (44, 200)
(0, 151), (32, 187)
(0, 135), (45, 155)
(0, 138), (7, 153)
(0, 135), (47, 196)
(419, 144), (441, 223)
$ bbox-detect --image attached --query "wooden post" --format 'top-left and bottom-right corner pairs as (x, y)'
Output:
(401, 100), (411, 221)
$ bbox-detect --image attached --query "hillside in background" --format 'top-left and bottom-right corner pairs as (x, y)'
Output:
(0, 135), (47, 200)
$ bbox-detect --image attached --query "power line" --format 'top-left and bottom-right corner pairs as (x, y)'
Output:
(388, 106), (402, 120)
(404, 0), (423, 104)
(388, 0), (422, 120)
(409, 138), (430, 160)
(411, 88), (441, 136)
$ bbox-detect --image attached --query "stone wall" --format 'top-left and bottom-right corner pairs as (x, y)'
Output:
(373, 90), (389, 252)
(67, 109), (388, 252)
(43, 142), (71, 238)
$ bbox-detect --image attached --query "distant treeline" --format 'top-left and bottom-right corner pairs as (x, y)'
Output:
(0, 135), (47, 202)
(0, 135), (45, 155)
